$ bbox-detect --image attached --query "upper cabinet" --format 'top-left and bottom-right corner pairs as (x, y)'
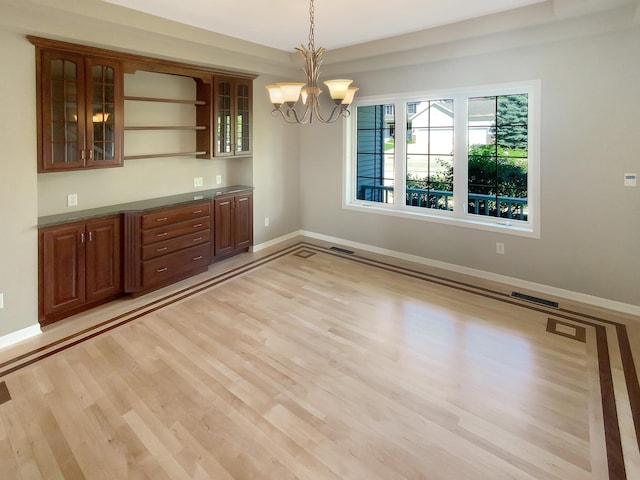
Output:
(37, 49), (124, 172)
(214, 76), (252, 157)
(29, 36), (256, 170)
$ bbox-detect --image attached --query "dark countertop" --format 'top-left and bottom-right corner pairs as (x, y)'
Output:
(38, 185), (253, 228)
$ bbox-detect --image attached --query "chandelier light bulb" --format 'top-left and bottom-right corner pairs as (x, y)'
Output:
(277, 82), (305, 105)
(342, 87), (359, 106)
(265, 84), (284, 107)
(323, 79), (353, 103)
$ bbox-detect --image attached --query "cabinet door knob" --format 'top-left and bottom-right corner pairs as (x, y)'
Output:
(88, 232), (93, 242)
(192, 237), (203, 242)
(193, 223), (203, 228)
(156, 267), (168, 273)
(156, 232), (168, 237)
(193, 210), (202, 214)
(192, 255), (203, 261)
(156, 247), (168, 252)
(80, 233), (85, 244)
(156, 217), (168, 222)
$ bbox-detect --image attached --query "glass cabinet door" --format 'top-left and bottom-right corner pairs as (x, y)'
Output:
(214, 76), (252, 157)
(41, 51), (85, 170)
(215, 78), (233, 156)
(235, 79), (251, 155)
(85, 57), (122, 167)
(38, 50), (122, 172)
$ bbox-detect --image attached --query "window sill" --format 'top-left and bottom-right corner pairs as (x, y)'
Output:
(343, 201), (539, 239)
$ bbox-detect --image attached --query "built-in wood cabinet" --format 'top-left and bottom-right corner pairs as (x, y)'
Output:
(213, 76), (252, 157)
(38, 188), (252, 324)
(39, 215), (122, 324)
(36, 48), (124, 172)
(214, 191), (253, 257)
(124, 201), (213, 294)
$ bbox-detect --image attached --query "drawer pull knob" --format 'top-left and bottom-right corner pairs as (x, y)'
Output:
(156, 267), (168, 273)
(192, 237), (203, 242)
(192, 255), (203, 261)
(156, 232), (168, 237)
(156, 247), (168, 252)
(156, 217), (168, 222)
(193, 223), (203, 228)
(193, 210), (202, 214)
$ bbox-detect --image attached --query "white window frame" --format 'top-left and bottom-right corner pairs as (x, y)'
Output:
(343, 81), (541, 238)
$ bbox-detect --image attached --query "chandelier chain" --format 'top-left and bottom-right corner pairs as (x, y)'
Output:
(308, 0), (315, 51)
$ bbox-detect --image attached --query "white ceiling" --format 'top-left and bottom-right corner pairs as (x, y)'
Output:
(101, 0), (549, 52)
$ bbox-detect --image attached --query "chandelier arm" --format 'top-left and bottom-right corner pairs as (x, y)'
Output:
(271, 107), (305, 124)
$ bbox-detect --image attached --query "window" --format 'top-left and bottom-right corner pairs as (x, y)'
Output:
(345, 82), (540, 237)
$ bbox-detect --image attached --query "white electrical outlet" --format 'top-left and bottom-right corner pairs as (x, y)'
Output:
(0, 293), (4, 309)
(194, 177), (204, 187)
(216, 175), (222, 185)
(496, 242), (505, 255)
(67, 193), (78, 207)
(264, 217), (270, 227)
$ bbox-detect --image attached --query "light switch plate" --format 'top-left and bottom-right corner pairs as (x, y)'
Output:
(624, 173), (637, 187)
(67, 193), (78, 207)
(194, 177), (204, 187)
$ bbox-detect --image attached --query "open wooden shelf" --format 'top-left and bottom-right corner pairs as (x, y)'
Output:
(124, 96), (207, 105)
(124, 151), (208, 160)
(124, 125), (207, 131)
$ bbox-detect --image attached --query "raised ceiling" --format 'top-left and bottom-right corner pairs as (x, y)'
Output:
(101, 0), (549, 51)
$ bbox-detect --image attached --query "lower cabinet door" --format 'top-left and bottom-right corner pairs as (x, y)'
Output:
(85, 216), (122, 302)
(234, 192), (253, 250)
(214, 196), (234, 256)
(41, 223), (86, 316)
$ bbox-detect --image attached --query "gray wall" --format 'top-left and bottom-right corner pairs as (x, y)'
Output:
(300, 24), (640, 307)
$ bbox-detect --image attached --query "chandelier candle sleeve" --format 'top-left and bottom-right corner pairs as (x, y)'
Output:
(266, 0), (358, 124)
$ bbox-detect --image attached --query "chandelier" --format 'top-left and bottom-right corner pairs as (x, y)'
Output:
(265, 0), (358, 124)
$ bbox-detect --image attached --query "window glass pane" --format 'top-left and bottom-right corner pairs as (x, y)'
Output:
(63, 60), (76, 80)
(50, 60), (63, 79)
(468, 95), (528, 220)
(66, 143), (77, 163)
(92, 65), (103, 82)
(52, 144), (65, 164)
(356, 104), (394, 204)
(406, 99), (454, 211)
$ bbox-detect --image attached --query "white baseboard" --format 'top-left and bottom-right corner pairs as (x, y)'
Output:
(299, 230), (640, 317)
(251, 231), (302, 253)
(0, 323), (41, 351)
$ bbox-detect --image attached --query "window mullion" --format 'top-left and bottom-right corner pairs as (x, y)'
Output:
(452, 94), (468, 218)
(395, 101), (406, 209)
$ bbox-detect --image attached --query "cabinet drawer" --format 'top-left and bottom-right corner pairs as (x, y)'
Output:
(142, 244), (211, 287)
(141, 202), (211, 230)
(142, 217), (210, 245)
(142, 229), (211, 260)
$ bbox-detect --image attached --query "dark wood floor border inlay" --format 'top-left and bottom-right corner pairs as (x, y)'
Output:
(0, 381), (10, 405)
(1, 241), (637, 479)
(294, 250), (316, 258)
(546, 318), (587, 342)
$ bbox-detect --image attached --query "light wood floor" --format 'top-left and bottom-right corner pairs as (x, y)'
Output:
(1, 240), (639, 479)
